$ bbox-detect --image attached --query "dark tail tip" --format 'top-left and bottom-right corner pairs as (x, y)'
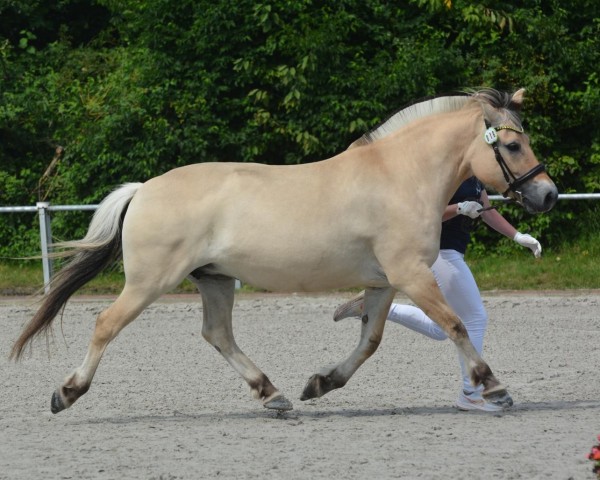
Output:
(10, 239), (121, 360)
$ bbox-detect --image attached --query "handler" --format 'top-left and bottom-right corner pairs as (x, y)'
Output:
(334, 176), (541, 411)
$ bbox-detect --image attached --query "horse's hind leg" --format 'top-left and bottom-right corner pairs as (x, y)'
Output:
(301, 286), (396, 401)
(51, 285), (162, 413)
(191, 273), (293, 411)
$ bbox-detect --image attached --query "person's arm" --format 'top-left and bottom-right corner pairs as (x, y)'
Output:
(479, 190), (542, 257)
(479, 191), (517, 238)
(442, 204), (460, 222)
(442, 201), (481, 221)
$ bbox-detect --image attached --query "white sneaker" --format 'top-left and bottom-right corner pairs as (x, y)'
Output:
(455, 390), (506, 412)
(333, 294), (364, 321)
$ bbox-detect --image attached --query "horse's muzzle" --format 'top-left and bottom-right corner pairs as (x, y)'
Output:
(520, 180), (558, 214)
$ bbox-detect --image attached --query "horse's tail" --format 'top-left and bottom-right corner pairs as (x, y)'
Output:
(10, 182), (143, 361)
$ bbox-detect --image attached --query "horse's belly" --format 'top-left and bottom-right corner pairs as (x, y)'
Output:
(235, 270), (386, 292)
(213, 250), (388, 292)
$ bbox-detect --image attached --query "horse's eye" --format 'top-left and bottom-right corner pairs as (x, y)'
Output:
(506, 142), (521, 152)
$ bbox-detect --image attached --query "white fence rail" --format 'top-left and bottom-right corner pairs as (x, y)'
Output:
(2, 193), (600, 293)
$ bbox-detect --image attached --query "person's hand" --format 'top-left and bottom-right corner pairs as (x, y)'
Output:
(513, 232), (542, 258)
(457, 201), (482, 219)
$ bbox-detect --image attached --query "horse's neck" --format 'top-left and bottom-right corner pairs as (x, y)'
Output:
(380, 111), (476, 203)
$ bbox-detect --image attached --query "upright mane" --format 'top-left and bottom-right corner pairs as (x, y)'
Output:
(350, 88), (523, 148)
(470, 88), (523, 130)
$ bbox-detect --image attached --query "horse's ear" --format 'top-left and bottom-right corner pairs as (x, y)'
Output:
(510, 88), (526, 110)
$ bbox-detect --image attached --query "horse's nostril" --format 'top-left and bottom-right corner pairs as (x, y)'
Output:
(544, 189), (558, 210)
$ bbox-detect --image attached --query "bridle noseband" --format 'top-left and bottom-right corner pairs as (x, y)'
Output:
(483, 119), (546, 202)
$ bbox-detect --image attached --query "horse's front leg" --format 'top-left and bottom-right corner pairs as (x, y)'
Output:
(398, 266), (513, 408)
(300, 286), (396, 401)
(191, 274), (293, 411)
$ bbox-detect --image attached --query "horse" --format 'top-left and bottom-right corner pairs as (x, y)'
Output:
(10, 88), (558, 414)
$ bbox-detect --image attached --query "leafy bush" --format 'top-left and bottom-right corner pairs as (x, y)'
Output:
(0, 0), (598, 258)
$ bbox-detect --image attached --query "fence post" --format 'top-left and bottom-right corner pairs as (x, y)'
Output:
(36, 202), (53, 294)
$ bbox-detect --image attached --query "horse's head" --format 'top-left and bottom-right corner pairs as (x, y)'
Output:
(470, 88), (558, 214)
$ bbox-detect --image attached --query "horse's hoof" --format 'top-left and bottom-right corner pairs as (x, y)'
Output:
(483, 389), (513, 409)
(50, 390), (66, 414)
(264, 394), (293, 411)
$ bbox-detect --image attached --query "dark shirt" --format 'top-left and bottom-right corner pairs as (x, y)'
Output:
(440, 177), (484, 254)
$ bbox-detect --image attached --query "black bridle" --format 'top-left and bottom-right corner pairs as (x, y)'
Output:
(484, 119), (546, 202)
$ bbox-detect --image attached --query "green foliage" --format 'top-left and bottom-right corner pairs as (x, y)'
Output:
(0, 0), (599, 258)
(468, 231), (600, 291)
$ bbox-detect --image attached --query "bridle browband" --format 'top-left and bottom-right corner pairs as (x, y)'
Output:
(483, 119), (546, 201)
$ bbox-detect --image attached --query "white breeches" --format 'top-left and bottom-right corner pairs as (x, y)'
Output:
(388, 249), (488, 392)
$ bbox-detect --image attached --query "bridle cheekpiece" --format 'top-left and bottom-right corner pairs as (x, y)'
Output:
(483, 119), (546, 202)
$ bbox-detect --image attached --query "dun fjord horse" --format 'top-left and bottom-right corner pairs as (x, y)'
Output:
(11, 88), (557, 413)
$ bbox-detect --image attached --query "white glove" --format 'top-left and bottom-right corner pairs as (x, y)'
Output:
(457, 201), (482, 219)
(513, 232), (542, 258)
